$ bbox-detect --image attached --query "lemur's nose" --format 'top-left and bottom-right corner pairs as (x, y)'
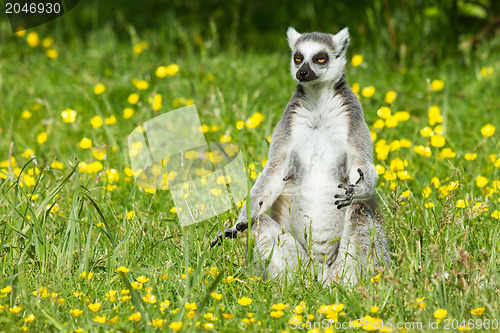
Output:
(299, 70), (309, 77)
(296, 63), (317, 82)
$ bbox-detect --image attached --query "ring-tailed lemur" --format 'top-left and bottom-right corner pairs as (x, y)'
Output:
(211, 27), (390, 285)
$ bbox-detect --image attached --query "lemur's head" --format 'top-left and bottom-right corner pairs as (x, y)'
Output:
(287, 27), (350, 85)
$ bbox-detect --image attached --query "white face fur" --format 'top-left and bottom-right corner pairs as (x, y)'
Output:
(286, 27), (350, 85)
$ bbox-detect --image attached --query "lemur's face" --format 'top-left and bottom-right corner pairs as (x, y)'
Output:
(287, 27), (350, 84)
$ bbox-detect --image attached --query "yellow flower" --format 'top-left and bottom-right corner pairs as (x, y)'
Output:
(236, 120), (245, 130)
(402, 189), (411, 198)
(9, 305), (22, 314)
(169, 321), (183, 332)
(120, 295), (132, 302)
(185, 302), (197, 311)
(24, 314), (36, 323)
(21, 110), (32, 119)
(127, 211), (136, 219)
(1, 285), (12, 294)
(464, 153), (477, 161)
(434, 308), (447, 320)
(152, 319), (165, 328)
(88, 303), (101, 312)
(270, 310), (284, 318)
(27, 32), (40, 47)
(152, 93), (162, 111)
(422, 186), (432, 198)
(94, 83), (106, 95)
(123, 107), (134, 119)
(105, 115), (117, 125)
(377, 106), (391, 119)
(203, 323), (214, 329)
(211, 292), (222, 300)
(471, 307), (485, 316)
(222, 313), (235, 319)
(41, 37), (54, 48)
(93, 315), (106, 324)
(90, 115), (103, 128)
(430, 135), (445, 148)
(57, 298), (65, 305)
(155, 66), (168, 78)
(476, 176), (488, 188)
(79, 137), (92, 149)
(481, 124), (496, 137)
(439, 148), (456, 159)
(428, 105), (443, 125)
(385, 116), (398, 128)
(134, 79), (149, 90)
(492, 210), (500, 219)
(136, 275), (149, 283)
(115, 266), (130, 274)
(128, 93), (140, 104)
(160, 300), (170, 310)
(86, 161), (103, 173)
(480, 66), (494, 78)
(384, 90), (397, 104)
(456, 199), (468, 208)
(414, 145), (432, 157)
(351, 54), (363, 67)
(272, 303), (288, 311)
(128, 312), (141, 321)
(46, 49), (58, 59)
(361, 86), (375, 98)
(223, 275), (236, 283)
(166, 64), (180, 76)
(370, 273), (381, 283)
(351, 82), (360, 94)
(133, 41), (148, 55)
(37, 132), (48, 144)
(394, 111), (410, 121)
(370, 306), (379, 313)
(431, 79), (444, 92)
(238, 296), (252, 306)
(15, 28), (26, 37)
(61, 109), (77, 123)
(373, 119), (385, 129)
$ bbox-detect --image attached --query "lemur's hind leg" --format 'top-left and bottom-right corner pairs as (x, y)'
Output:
(324, 202), (389, 285)
(250, 214), (309, 280)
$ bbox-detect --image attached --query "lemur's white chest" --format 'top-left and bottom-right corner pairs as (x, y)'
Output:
(290, 91), (349, 172)
(284, 90), (349, 254)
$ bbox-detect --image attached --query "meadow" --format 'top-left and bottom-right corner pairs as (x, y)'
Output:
(0, 3), (500, 332)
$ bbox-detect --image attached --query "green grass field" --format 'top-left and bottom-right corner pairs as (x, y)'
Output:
(1, 6), (500, 333)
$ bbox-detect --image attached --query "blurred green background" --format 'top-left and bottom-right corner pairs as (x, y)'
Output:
(57, 0), (500, 64)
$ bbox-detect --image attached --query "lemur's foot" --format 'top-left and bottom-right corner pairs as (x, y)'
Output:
(334, 168), (364, 209)
(210, 228), (238, 247)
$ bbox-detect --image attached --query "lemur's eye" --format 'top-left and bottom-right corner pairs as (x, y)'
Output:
(317, 58), (326, 63)
(295, 58), (302, 63)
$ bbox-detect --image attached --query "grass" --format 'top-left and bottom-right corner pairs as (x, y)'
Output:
(0, 7), (500, 333)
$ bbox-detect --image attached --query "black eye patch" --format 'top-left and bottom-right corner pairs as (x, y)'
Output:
(313, 52), (329, 64)
(293, 52), (304, 64)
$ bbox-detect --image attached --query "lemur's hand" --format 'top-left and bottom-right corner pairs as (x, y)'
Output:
(210, 219), (248, 247)
(334, 168), (365, 209)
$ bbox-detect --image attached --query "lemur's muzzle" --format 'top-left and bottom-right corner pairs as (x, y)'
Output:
(296, 63), (317, 82)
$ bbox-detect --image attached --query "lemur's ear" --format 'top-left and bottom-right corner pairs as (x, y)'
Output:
(332, 28), (350, 58)
(287, 27), (301, 49)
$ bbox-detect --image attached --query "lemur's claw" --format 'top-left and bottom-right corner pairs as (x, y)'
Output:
(235, 221), (248, 232)
(356, 168), (364, 184)
(210, 228), (238, 248)
(336, 181), (356, 209)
